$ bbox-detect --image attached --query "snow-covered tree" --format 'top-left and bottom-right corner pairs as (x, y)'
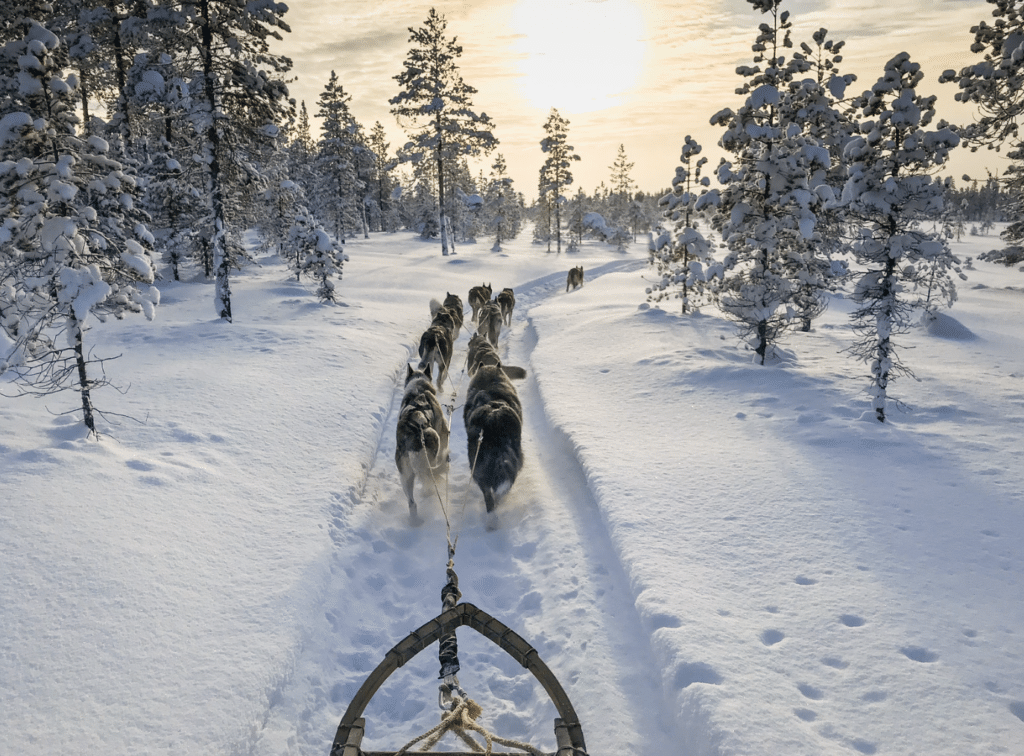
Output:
(539, 108), (580, 253)
(709, 0), (829, 363)
(366, 121), (399, 232)
(286, 207), (347, 302)
(942, 1), (1024, 269)
(648, 136), (720, 313)
(181, 0), (293, 321)
(0, 18), (158, 434)
(839, 52), (961, 422)
(482, 154), (522, 251)
(313, 71), (364, 242)
(608, 143), (635, 227)
(390, 7), (497, 255)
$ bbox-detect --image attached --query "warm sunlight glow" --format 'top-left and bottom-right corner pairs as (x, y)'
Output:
(511, 0), (646, 113)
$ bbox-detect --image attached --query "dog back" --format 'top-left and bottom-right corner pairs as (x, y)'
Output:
(477, 301), (502, 346)
(464, 365), (523, 506)
(497, 288), (515, 325)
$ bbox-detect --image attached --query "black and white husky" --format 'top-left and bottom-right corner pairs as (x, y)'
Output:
(463, 364), (524, 520)
(395, 364), (450, 523)
(418, 323), (453, 387)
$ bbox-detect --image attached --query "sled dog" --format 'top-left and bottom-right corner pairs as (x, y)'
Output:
(496, 287), (515, 326)
(477, 301), (503, 347)
(429, 293), (463, 340)
(467, 332), (527, 380)
(566, 266), (584, 291)
(468, 283), (493, 323)
(418, 324), (453, 387)
(463, 364), (524, 517)
(395, 364), (450, 523)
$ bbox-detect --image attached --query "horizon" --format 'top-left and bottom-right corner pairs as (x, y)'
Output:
(272, 0), (1009, 202)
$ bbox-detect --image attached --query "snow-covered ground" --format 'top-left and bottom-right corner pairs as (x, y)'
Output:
(2, 226), (1023, 756)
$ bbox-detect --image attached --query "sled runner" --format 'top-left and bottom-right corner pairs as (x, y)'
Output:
(330, 563), (588, 756)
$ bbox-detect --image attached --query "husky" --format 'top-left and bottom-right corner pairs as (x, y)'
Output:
(418, 324), (453, 387)
(496, 287), (515, 326)
(395, 364), (450, 523)
(566, 266), (584, 291)
(468, 283), (492, 323)
(467, 332), (527, 380)
(463, 364), (524, 519)
(429, 293), (464, 340)
(477, 301), (503, 347)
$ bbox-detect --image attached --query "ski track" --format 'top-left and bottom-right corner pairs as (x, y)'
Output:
(253, 259), (672, 755)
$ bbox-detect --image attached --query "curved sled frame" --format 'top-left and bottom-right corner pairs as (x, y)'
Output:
(331, 602), (587, 755)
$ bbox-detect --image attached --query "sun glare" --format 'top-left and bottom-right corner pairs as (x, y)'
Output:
(511, 0), (646, 113)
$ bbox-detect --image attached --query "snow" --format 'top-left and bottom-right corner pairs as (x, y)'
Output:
(2, 227), (1024, 755)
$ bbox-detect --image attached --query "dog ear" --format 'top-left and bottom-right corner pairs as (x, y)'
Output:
(423, 362), (432, 380)
(406, 363), (414, 380)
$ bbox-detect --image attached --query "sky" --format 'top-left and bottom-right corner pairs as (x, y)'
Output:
(272, 0), (1009, 199)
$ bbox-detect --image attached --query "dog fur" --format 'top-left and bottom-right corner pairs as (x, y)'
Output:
(417, 324), (453, 387)
(566, 266), (584, 291)
(477, 301), (503, 347)
(467, 332), (527, 380)
(468, 283), (492, 323)
(463, 364), (524, 515)
(496, 287), (515, 326)
(395, 364), (450, 522)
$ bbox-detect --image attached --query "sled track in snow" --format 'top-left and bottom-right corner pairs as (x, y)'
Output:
(253, 258), (676, 755)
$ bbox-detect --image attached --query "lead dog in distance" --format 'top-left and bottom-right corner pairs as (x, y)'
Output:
(463, 363), (524, 523)
(395, 364), (450, 524)
(566, 266), (584, 291)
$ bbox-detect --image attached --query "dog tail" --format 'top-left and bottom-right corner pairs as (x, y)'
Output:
(429, 298), (443, 317)
(501, 365), (527, 380)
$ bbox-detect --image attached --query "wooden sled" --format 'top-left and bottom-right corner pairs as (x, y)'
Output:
(330, 602), (588, 756)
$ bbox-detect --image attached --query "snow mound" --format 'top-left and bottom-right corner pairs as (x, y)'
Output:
(923, 311), (977, 341)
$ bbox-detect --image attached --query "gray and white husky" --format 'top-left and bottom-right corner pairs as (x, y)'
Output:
(463, 364), (524, 521)
(496, 287), (515, 326)
(429, 292), (464, 340)
(395, 364), (450, 523)
(566, 266), (584, 291)
(418, 323), (453, 387)
(467, 332), (526, 380)
(477, 301), (503, 347)
(468, 283), (492, 323)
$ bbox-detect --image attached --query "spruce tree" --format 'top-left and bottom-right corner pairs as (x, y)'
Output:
(942, 0), (1024, 268)
(482, 154), (521, 251)
(839, 52), (960, 422)
(0, 17), (158, 434)
(608, 143), (635, 228)
(314, 71), (364, 243)
(390, 7), (497, 255)
(539, 108), (580, 253)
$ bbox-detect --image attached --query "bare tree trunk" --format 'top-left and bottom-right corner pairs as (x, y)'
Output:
(199, 0), (231, 321)
(71, 314), (96, 435)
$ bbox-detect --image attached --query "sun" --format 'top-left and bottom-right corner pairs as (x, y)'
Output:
(511, 0), (647, 113)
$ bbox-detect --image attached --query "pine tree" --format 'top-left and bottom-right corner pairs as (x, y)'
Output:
(183, 0), (293, 321)
(289, 207), (348, 302)
(539, 108), (580, 253)
(366, 121), (399, 232)
(314, 71), (364, 243)
(482, 154), (522, 251)
(0, 17), (158, 434)
(390, 7), (497, 255)
(708, 0), (828, 363)
(839, 52), (961, 422)
(608, 143), (635, 228)
(648, 136), (720, 313)
(942, 0), (1024, 268)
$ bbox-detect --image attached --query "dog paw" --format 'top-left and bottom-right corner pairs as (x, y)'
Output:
(485, 511), (500, 531)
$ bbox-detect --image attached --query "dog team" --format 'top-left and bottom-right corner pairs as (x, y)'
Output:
(396, 283), (526, 526)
